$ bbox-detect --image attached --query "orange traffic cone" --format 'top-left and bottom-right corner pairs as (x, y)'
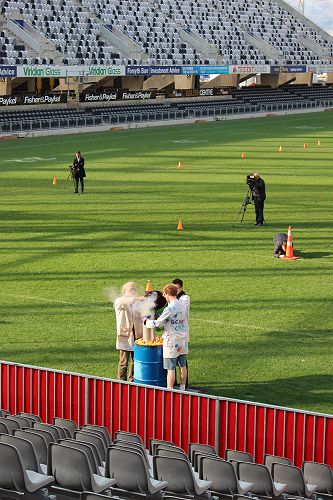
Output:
(303, 143), (307, 149)
(278, 145), (282, 152)
(177, 219), (183, 230)
(178, 161), (183, 168)
(283, 226), (298, 260)
(145, 280), (153, 292)
(241, 152), (246, 159)
(317, 140), (321, 147)
(52, 177), (57, 185)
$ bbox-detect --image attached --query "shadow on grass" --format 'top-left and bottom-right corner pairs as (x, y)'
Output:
(296, 251), (332, 259)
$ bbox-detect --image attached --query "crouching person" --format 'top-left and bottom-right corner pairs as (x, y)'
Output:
(114, 282), (144, 382)
(146, 284), (188, 390)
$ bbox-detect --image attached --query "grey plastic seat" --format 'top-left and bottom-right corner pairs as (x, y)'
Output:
(188, 442), (216, 464)
(0, 416), (20, 434)
(272, 462), (317, 498)
(75, 430), (106, 462)
(59, 439), (104, 476)
(156, 447), (189, 462)
(48, 443), (114, 494)
(82, 427), (109, 449)
(114, 430), (144, 446)
(149, 438), (174, 454)
(26, 427), (55, 445)
(14, 429), (48, 472)
(153, 455), (212, 496)
(112, 441), (151, 470)
(106, 446), (167, 495)
(302, 461), (333, 496)
(264, 454), (292, 473)
(83, 424), (111, 445)
(239, 462), (287, 498)
(0, 421), (9, 434)
(33, 422), (63, 441)
(199, 455), (253, 496)
(18, 412), (41, 423)
(53, 417), (77, 438)
(7, 415), (32, 428)
(0, 434), (43, 474)
(226, 449), (254, 463)
(0, 442), (54, 493)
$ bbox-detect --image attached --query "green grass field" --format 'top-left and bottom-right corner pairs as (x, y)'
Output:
(1, 111), (332, 414)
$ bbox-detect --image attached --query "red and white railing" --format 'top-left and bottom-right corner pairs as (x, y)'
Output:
(0, 360), (332, 467)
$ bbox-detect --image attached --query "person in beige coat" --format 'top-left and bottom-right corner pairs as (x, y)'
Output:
(114, 282), (144, 381)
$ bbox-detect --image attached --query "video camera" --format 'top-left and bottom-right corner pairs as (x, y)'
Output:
(246, 174), (256, 189)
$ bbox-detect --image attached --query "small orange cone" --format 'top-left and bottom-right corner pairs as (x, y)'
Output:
(278, 145), (282, 152)
(317, 140), (321, 147)
(303, 143), (307, 149)
(241, 152), (246, 159)
(52, 177), (57, 185)
(178, 161), (183, 169)
(282, 226), (298, 260)
(145, 280), (153, 292)
(177, 219), (183, 230)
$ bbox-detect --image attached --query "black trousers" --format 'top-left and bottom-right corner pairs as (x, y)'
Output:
(74, 176), (84, 193)
(254, 198), (265, 224)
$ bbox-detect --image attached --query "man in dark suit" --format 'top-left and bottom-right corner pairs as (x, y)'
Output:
(72, 150), (86, 194)
(250, 172), (266, 226)
(273, 233), (288, 258)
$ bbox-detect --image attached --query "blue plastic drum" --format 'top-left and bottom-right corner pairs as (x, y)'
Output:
(134, 343), (167, 387)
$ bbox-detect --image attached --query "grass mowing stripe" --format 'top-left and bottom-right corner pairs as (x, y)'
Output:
(1, 111), (332, 412)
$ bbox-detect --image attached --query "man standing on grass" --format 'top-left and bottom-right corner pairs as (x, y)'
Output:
(172, 278), (190, 388)
(114, 282), (144, 382)
(146, 284), (188, 390)
(249, 172), (266, 226)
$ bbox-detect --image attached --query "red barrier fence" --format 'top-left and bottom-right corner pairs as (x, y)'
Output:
(0, 360), (332, 468)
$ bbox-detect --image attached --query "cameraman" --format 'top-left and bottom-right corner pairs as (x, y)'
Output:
(72, 150), (86, 194)
(247, 172), (266, 226)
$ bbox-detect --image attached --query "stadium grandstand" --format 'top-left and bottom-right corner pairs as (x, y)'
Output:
(0, 0), (332, 134)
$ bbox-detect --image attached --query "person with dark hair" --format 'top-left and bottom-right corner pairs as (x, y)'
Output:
(72, 150), (86, 194)
(172, 278), (190, 335)
(273, 233), (288, 258)
(248, 172), (266, 226)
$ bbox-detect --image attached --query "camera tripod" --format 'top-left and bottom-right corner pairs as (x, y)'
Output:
(67, 165), (74, 182)
(233, 188), (252, 226)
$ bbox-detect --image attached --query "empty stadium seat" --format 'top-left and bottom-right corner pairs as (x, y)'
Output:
(302, 461), (333, 497)
(238, 462), (287, 498)
(199, 455), (253, 496)
(264, 454), (292, 473)
(272, 462), (317, 498)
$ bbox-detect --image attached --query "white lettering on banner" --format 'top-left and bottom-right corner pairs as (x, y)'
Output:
(24, 95), (61, 104)
(0, 96), (17, 106)
(200, 88), (213, 96)
(122, 91), (152, 99)
(84, 93), (117, 101)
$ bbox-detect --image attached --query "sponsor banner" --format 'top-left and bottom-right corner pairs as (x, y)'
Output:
(126, 66), (182, 76)
(0, 66), (17, 77)
(230, 65), (271, 74)
(169, 87), (230, 98)
(16, 65), (125, 78)
(307, 64), (333, 73)
(181, 65), (229, 75)
(271, 65), (307, 73)
(79, 90), (156, 102)
(0, 93), (67, 106)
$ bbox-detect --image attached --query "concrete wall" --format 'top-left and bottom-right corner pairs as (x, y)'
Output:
(203, 74), (240, 88)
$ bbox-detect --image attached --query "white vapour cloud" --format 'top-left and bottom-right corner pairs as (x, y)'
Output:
(286, 0), (333, 34)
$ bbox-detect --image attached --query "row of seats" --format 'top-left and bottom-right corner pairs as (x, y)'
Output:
(2, 85), (333, 125)
(1, 0), (333, 65)
(0, 408), (332, 500)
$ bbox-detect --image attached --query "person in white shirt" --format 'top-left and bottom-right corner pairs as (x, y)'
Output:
(146, 284), (188, 390)
(114, 282), (144, 382)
